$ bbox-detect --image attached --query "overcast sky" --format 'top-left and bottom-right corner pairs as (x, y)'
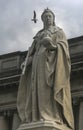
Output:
(0, 0), (83, 55)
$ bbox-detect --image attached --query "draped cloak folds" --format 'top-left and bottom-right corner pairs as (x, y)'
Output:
(17, 27), (74, 130)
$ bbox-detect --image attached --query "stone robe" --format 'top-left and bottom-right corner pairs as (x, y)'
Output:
(17, 26), (74, 130)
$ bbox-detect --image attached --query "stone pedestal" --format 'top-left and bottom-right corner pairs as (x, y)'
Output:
(17, 121), (71, 130)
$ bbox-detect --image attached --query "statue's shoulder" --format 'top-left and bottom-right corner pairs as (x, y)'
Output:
(56, 26), (66, 36)
(50, 26), (62, 34)
(56, 26), (63, 32)
(56, 26), (67, 40)
(33, 29), (44, 39)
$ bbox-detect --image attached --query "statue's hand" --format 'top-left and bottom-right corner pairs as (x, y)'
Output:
(42, 37), (57, 50)
(43, 37), (52, 47)
(21, 56), (33, 70)
(21, 61), (25, 70)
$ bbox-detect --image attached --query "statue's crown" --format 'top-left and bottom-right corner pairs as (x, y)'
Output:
(41, 8), (55, 21)
(44, 8), (51, 13)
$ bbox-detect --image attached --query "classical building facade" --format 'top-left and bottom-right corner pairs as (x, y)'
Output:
(0, 36), (83, 130)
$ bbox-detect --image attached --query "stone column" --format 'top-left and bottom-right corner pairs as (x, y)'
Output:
(0, 116), (9, 130)
(79, 101), (83, 130)
(12, 112), (21, 130)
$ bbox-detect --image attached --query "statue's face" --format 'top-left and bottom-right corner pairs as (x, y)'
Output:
(43, 12), (54, 26)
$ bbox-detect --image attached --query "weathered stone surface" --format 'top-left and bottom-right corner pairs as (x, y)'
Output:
(17, 121), (71, 130)
(0, 35), (83, 129)
(17, 8), (74, 130)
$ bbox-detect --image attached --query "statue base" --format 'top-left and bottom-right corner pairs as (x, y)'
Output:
(17, 120), (71, 130)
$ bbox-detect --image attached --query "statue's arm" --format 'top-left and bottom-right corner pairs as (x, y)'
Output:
(29, 40), (36, 56)
(57, 29), (69, 49)
(56, 29), (71, 71)
(21, 40), (36, 70)
(27, 40), (36, 66)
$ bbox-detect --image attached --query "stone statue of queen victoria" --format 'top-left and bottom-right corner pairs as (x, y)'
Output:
(17, 8), (74, 130)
